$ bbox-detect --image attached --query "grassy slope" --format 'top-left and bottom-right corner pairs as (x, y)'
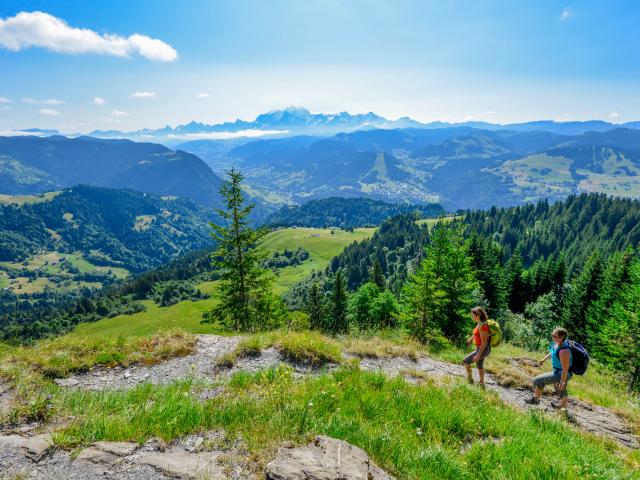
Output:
(0, 191), (61, 205)
(67, 228), (374, 339)
(261, 227), (374, 294)
(50, 368), (639, 479)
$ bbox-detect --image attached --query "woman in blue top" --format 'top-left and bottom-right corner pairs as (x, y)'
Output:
(525, 327), (572, 409)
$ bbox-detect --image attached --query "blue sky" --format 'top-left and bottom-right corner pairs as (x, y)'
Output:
(0, 0), (639, 133)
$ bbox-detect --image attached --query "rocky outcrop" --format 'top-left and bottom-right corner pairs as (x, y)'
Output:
(265, 435), (394, 480)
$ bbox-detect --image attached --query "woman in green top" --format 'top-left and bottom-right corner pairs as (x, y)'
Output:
(525, 327), (573, 409)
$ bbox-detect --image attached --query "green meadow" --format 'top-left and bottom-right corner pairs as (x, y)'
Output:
(66, 227), (374, 339)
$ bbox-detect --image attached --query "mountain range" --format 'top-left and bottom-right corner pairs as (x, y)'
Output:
(5, 108), (640, 212)
(179, 126), (640, 209)
(0, 136), (225, 208)
(14, 107), (640, 144)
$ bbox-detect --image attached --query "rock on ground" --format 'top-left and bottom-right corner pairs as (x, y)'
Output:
(265, 435), (394, 480)
(0, 431), (252, 479)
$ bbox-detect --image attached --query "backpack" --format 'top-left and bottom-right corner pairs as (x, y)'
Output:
(483, 320), (502, 347)
(558, 340), (590, 375)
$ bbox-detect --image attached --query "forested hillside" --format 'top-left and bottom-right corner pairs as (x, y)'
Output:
(264, 197), (444, 228)
(288, 193), (640, 389)
(0, 185), (213, 271)
(0, 136), (225, 207)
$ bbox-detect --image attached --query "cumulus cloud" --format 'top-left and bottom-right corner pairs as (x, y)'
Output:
(23, 97), (64, 105)
(0, 11), (178, 62)
(39, 108), (60, 116)
(92, 96), (106, 106)
(110, 110), (128, 117)
(609, 112), (620, 119)
(561, 7), (572, 20)
(197, 92), (211, 99)
(0, 96), (11, 104)
(131, 91), (156, 98)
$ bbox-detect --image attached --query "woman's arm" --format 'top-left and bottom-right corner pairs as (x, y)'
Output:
(558, 349), (571, 389)
(473, 327), (489, 361)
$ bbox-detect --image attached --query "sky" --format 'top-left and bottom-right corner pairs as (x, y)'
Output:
(0, 0), (639, 133)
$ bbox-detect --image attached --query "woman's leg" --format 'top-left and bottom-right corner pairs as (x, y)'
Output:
(532, 372), (561, 399)
(462, 351), (476, 383)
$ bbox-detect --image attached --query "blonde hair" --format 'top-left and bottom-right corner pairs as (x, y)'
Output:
(471, 306), (488, 323)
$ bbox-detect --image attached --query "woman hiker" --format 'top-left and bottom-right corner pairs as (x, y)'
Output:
(463, 306), (491, 386)
(526, 327), (572, 409)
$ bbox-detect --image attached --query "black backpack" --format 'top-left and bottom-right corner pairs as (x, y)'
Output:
(558, 340), (590, 375)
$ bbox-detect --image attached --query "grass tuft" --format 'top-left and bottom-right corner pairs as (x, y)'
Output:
(344, 336), (421, 361)
(274, 331), (342, 366)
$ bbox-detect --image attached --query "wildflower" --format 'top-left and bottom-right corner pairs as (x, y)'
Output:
(416, 427), (423, 436)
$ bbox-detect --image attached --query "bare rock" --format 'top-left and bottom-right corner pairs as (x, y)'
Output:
(139, 447), (225, 479)
(265, 435), (394, 480)
(54, 377), (80, 387)
(0, 432), (54, 461)
(76, 441), (140, 466)
(93, 441), (139, 457)
(76, 446), (120, 467)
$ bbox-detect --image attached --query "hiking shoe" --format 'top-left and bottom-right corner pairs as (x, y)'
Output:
(467, 377), (474, 385)
(525, 397), (540, 405)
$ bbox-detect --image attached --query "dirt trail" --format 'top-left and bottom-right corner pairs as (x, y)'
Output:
(9, 334), (639, 450)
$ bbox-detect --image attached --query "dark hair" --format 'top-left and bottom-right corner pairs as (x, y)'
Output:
(553, 327), (568, 339)
(471, 306), (488, 323)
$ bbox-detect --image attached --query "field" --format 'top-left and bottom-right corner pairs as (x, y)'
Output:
(65, 227), (375, 339)
(261, 227), (374, 294)
(0, 251), (128, 295)
(0, 191), (60, 205)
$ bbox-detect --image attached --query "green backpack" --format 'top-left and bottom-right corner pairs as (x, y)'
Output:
(485, 319), (502, 347)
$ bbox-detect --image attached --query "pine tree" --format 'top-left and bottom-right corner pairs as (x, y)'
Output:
(429, 221), (480, 340)
(329, 269), (349, 333)
(205, 168), (274, 331)
(562, 251), (603, 343)
(604, 259), (640, 391)
(586, 249), (634, 353)
(506, 250), (527, 313)
(307, 281), (325, 331)
(400, 253), (445, 343)
(371, 258), (386, 290)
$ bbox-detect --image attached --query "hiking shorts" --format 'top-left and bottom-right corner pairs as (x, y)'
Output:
(463, 345), (491, 369)
(533, 370), (573, 397)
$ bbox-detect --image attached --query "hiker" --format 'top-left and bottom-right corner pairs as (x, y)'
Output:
(526, 327), (572, 408)
(463, 306), (491, 386)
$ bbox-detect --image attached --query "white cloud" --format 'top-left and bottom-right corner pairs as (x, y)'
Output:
(168, 129), (289, 140)
(561, 7), (572, 20)
(131, 91), (156, 98)
(197, 92), (211, 99)
(609, 112), (620, 119)
(23, 97), (64, 105)
(0, 96), (11, 104)
(92, 96), (106, 106)
(0, 11), (178, 62)
(39, 108), (60, 116)
(110, 110), (128, 117)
